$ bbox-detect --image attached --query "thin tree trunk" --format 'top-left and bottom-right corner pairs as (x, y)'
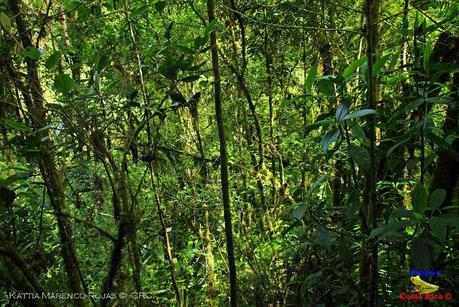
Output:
(148, 164), (182, 306)
(207, 0), (238, 305)
(189, 100), (218, 305)
(8, 1), (86, 304)
(360, 1), (379, 306)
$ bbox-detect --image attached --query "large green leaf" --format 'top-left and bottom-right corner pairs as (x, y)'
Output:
(368, 220), (414, 240)
(350, 124), (368, 145)
(0, 173), (30, 188)
(320, 128), (340, 153)
(45, 52), (61, 69)
(412, 183), (427, 215)
(372, 54), (391, 76)
(429, 218), (447, 242)
(348, 144), (370, 173)
(293, 204), (307, 221)
(309, 175), (327, 193)
(341, 109), (377, 121)
(342, 56), (367, 78)
(2, 119), (31, 132)
(96, 54), (110, 72)
(429, 188), (446, 211)
(24, 47), (41, 60)
(205, 19), (222, 34)
(304, 118), (334, 134)
(315, 226), (333, 246)
(425, 130), (459, 161)
(386, 136), (411, 159)
(423, 41), (433, 74)
(54, 74), (74, 94)
(305, 63), (318, 93)
(317, 76), (335, 96)
(181, 75), (200, 82)
(429, 215), (459, 242)
(335, 100), (350, 121)
(0, 12), (12, 34)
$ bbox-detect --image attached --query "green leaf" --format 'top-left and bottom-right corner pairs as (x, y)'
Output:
(315, 226), (333, 246)
(348, 144), (370, 173)
(430, 215), (459, 226)
(2, 119), (31, 132)
(304, 118), (334, 134)
(429, 189), (446, 211)
(24, 47), (41, 60)
(335, 100), (350, 121)
(293, 204), (307, 221)
(388, 51), (400, 70)
(320, 128), (340, 153)
(54, 74), (74, 94)
(305, 63), (318, 93)
(45, 52), (61, 69)
(429, 218), (447, 242)
(205, 19), (221, 34)
(341, 109), (377, 121)
(0, 187), (16, 208)
(0, 12), (12, 34)
(342, 56), (367, 78)
(430, 63), (459, 73)
(350, 124), (368, 145)
(386, 137), (411, 159)
(368, 220), (414, 240)
(372, 54), (391, 76)
(154, 1), (167, 13)
(429, 215), (459, 242)
(194, 34), (209, 50)
(0, 172), (30, 188)
(391, 208), (415, 219)
(309, 175), (327, 193)
(158, 60), (178, 80)
(404, 98), (426, 112)
(181, 75), (200, 82)
(412, 183), (427, 215)
(425, 130), (459, 161)
(317, 76), (335, 96)
(169, 92), (187, 105)
(165, 22), (174, 39)
(96, 54), (110, 72)
(423, 41), (433, 74)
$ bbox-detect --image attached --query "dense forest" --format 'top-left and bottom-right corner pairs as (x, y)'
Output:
(0, 0), (458, 306)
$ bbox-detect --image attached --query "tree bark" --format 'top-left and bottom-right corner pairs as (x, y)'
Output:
(207, 0), (238, 305)
(360, 1), (379, 306)
(7, 1), (86, 304)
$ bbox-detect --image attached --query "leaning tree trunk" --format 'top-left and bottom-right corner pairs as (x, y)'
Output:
(7, 1), (86, 304)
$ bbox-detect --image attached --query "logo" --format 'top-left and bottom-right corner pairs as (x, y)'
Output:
(399, 272), (453, 301)
(410, 275), (439, 294)
(409, 268), (441, 277)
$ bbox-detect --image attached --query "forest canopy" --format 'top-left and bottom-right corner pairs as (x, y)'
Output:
(0, 0), (458, 306)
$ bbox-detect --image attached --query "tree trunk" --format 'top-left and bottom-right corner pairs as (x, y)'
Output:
(7, 1), (86, 304)
(360, 1), (379, 306)
(207, 0), (238, 305)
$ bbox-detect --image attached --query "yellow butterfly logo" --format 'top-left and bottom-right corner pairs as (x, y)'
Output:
(410, 275), (439, 294)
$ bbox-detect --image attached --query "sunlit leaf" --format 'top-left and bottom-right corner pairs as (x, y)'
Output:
(320, 128), (340, 153)
(341, 109), (377, 121)
(0, 12), (12, 34)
